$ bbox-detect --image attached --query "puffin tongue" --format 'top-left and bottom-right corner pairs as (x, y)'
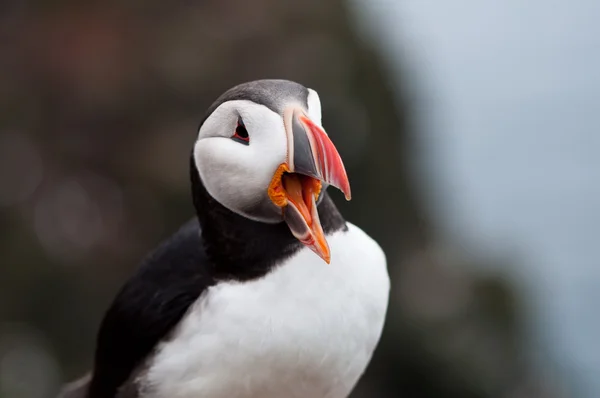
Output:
(282, 174), (313, 224)
(281, 173), (330, 263)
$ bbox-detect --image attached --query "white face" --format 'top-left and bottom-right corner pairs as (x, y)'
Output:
(193, 89), (323, 223)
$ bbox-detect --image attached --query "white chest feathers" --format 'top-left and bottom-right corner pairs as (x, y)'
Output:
(140, 223), (390, 398)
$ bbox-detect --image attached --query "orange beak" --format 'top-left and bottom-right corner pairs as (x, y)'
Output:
(268, 107), (351, 263)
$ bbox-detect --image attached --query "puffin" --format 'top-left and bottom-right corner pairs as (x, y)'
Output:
(59, 79), (390, 398)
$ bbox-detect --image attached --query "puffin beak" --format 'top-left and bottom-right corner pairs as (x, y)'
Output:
(268, 107), (351, 263)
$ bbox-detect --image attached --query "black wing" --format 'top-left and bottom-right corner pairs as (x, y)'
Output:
(74, 219), (215, 398)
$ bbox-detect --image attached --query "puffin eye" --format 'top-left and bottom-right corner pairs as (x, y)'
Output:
(232, 118), (250, 145)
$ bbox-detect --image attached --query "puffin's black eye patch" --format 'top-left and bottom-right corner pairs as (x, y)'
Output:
(231, 118), (249, 145)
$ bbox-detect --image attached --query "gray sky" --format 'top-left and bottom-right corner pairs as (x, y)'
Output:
(354, 1), (600, 396)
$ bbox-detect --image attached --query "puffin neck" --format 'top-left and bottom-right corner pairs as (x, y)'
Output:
(189, 157), (346, 281)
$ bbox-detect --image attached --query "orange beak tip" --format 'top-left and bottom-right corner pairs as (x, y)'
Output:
(316, 249), (331, 264)
(318, 241), (331, 264)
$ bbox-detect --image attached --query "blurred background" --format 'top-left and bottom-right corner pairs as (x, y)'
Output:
(0, 0), (597, 397)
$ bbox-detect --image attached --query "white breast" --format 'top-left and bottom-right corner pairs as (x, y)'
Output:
(140, 222), (390, 398)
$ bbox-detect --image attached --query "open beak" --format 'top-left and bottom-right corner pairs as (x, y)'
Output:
(268, 107), (351, 263)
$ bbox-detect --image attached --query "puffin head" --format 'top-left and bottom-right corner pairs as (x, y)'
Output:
(193, 80), (351, 264)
